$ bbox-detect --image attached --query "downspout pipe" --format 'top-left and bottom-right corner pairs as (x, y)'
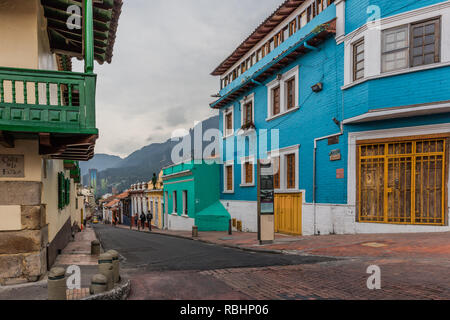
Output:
(312, 121), (343, 235)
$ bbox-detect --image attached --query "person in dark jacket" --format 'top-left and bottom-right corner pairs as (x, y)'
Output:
(140, 212), (146, 230)
(146, 211), (153, 231)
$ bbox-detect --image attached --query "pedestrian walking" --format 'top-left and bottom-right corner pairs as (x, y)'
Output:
(140, 212), (146, 231)
(146, 211), (153, 231)
(135, 213), (140, 231)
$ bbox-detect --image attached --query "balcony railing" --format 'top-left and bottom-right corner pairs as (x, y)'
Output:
(0, 66), (97, 135)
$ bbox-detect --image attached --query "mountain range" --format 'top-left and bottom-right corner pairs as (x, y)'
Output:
(81, 115), (219, 196)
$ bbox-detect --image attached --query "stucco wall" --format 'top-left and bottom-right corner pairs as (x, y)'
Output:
(0, 0), (39, 69)
(0, 140), (42, 183)
(0, 0), (56, 70)
(42, 159), (73, 243)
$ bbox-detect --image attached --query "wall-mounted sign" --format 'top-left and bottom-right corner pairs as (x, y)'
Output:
(336, 168), (345, 179)
(0, 155), (25, 178)
(328, 136), (339, 145)
(329, 149), (341, 161)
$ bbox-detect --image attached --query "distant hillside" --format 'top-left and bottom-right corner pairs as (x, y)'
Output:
(83, 115), (219, 196)
(80, 153), (123, 177)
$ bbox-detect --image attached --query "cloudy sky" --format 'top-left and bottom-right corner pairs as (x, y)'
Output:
(74, 0), (281, 158)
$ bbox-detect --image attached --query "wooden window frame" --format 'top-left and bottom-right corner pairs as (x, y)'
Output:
(223, 107), (234, 138)
(353, 39), (365, 81)
(240, 94), (255, 129)
(285, 77), (296, 110)
(240, 156), (255, 187)
(410, 17), (441, 68)
(224, 162), (235, 193)
(381, 17), (441, 73)
(272, 85), (281, 116)
(268, 145), (299, 192)
(286, 153), (296, 189)
(273, 156), (281, 190)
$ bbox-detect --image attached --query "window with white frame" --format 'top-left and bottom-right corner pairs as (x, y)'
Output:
(172, 191), (177, 214)
(382, 18), (441, 73)
(223, 107), (234, 138)
(353, 39), (365, 81)
(165, 191), (168, 214)
(269, 145), (299, 191)
(267, 66), (299, 120)
(182, 190), (188, 216)
(240, 94), (255, 129)
(223, 161), (234, 193)
(240, 156), (255, 187)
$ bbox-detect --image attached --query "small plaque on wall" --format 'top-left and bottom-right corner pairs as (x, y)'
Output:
(336, 169), (345, 179)
(329, 149), (341, 161)
(0, 155), (25, 178)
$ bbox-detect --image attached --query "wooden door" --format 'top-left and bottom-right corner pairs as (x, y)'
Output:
(274, 193), (302, 235)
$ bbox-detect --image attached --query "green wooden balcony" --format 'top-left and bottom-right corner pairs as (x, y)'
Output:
(0, 66), (97, 135)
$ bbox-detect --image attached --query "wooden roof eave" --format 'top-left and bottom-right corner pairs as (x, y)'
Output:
(211, 0), (306, 76)
(210, 19), (336, 109)
(41, 0), (123, 65)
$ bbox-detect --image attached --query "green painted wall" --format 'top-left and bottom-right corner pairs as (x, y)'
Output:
(163, 160), (229, 231)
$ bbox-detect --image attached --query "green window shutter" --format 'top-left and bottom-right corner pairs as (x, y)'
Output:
(58, 172), (64, 210)
(65, 178), (70, 206)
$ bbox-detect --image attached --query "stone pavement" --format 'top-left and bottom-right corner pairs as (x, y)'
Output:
(117, 224), (450, 300)
(0, 224), (101, 300)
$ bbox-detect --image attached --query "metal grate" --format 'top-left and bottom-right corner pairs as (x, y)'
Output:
(359, 138), (446, 226)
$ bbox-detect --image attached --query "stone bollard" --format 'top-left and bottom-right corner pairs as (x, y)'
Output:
(91, 240), (101, 255)
(192, 225), (198, 238)
(106, 250), (120, 283)
(98, 253), (114, 291)
(48, 267), (67, 300)
(89, 274), (107, 295)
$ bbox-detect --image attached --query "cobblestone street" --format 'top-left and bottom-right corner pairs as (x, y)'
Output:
(114, 225), (450, 300)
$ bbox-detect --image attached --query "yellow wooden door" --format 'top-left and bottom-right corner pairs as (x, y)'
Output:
(274, 193), (302, 235)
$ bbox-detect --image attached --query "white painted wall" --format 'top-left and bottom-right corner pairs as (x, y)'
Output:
(168, 214), (195, 231)
(302, 203), (450, 236)
(220, 200), (258, 232)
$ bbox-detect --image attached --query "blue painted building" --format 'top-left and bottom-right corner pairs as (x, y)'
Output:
(210, 0), (450, 235)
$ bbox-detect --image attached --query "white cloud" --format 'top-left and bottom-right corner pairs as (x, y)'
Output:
(75, 0), (281, 158)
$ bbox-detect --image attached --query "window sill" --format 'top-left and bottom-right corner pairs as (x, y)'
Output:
(236, 128), (256, 136)
(240, 183), (255, 188)
(171, 212), (178, 216)
(222, 190), (235, 194)
(266, 106), (299, 122)
(342, 61), (450, 90)
(181, 214), (189, 218)
(223, 133), (234, 140)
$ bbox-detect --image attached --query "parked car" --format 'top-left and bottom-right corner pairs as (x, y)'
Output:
(92, 217), (99, 224)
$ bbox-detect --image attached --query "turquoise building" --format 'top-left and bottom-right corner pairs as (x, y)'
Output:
(210, 0), (450, 235)
(162, 161), (231, 231)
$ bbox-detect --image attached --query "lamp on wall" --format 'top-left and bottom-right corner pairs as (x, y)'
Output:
(276, 74), (283, 81)
(311, 82), (323, 93)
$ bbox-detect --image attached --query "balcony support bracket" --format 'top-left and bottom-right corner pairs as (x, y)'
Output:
(0, 131), (14, 148)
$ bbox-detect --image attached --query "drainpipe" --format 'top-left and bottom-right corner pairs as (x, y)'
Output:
(313, 121), (343, 235)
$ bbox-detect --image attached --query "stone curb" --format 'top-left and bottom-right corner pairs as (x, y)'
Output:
(82, 278), (131, 300)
